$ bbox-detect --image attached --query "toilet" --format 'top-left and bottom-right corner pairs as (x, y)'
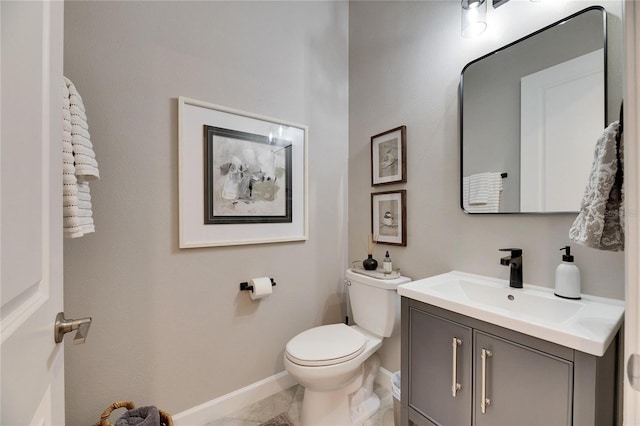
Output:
(284, 269), (411, 426)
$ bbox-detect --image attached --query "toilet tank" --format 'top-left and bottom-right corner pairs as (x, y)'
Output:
(345, 269), (411, 337)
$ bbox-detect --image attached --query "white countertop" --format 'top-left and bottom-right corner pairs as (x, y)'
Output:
(398, 271), (624, 357)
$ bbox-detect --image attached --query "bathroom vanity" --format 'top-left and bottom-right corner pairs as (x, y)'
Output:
(398, 272), (624, 426)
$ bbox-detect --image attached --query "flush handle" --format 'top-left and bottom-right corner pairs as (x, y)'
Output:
(54, 312), (92, 344)
(451, 337), (462, 397)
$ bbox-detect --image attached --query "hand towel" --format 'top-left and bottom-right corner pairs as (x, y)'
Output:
(62, 81), (83, 238)
(65, 77), (100, 181)
(569, 121), (623, 251)
(467, 172), (496, 204)
(463, 172), (503, 213)
(62, 76), (99, 238)
(115, 406), (161, 426)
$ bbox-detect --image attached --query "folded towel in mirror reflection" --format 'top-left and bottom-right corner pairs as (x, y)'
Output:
(463, 172), (503, 213)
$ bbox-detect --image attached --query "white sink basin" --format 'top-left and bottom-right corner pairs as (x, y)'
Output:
(397, 271), (624, 356)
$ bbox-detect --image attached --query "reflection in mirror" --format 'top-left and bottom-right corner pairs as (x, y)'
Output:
(460, 6), (606, 214)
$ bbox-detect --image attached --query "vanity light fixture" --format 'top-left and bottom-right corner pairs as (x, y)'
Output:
(461, 0), (488, 38)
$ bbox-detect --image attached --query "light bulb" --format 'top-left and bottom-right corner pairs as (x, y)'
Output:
(462, 0), (487, 38)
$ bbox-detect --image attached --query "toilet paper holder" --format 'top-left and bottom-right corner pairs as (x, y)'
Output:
(240, 278), (276, 292)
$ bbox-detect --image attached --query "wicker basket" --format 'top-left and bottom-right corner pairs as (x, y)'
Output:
(92, 401), (173, 426)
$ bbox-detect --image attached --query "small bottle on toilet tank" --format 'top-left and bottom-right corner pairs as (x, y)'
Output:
(383, 251), (393, 274)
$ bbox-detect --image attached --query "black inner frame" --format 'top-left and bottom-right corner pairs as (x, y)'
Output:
(204, 125), (293, 224)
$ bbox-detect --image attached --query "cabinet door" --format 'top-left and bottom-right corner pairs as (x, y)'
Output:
(409, 308), (472, 426)
(474, 331), (573, 426)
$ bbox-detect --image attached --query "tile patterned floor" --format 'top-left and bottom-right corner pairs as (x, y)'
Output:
(205, 383), (395, 426)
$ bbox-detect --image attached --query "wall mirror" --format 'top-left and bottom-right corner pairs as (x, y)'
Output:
(460, 6), (606, 214)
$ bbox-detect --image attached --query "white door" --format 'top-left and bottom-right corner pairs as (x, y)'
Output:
(624, 2), (640, 425)
(1, 1), (65, 425)
(520, 49), (604, 212)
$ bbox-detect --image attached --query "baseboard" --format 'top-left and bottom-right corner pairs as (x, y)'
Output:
(172, 366), (396, 425)
(172, 370), (297, 425)
(375, 366), (394, 391)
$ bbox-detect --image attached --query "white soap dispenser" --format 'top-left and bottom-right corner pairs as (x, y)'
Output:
(554, 246), (581, 300)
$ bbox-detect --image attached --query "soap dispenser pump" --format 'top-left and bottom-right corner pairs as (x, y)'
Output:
(554, 246), (581, 300)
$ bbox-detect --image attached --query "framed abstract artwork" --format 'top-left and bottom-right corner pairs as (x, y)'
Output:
(178, 97), (308, 248)
(203, 126), (292, 225)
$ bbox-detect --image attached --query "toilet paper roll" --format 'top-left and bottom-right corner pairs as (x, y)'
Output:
(249, 277), (273, 300)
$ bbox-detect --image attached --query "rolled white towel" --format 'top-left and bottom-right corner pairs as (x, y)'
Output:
(70, 124), (91, 140)
(69, 104), (87, 121)
(77, 198), (92, 209)
(62, 79), (80, 235)
(74, 158), (100, 180)
(62, 160), (76, 176)
(64, 215), (95, 229)
(64, 215), (95, 232)
(77, 183), (92, 201)
(63, 76), (99, 238)
(72, 143), (96, 157)
(65, 77), (100, 181)
(76, 182), (95, 236)
(63, 182), (78, 196)
(63, 205), (79, 217)
(63, 182), (77, 193)
(63, 195), (79, 207)
(64, 218), (95, 238)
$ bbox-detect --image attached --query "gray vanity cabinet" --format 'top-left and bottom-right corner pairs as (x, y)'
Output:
(473, 332), (572, 426)
(408, 309), (472, 425)
(401, 297), (618, 426)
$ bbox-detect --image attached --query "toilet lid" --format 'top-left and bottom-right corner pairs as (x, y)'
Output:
(285, 324), (367, 367)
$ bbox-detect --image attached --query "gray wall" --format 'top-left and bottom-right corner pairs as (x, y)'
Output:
(349, 0), (624, 373)
(63, 2), (348, 424)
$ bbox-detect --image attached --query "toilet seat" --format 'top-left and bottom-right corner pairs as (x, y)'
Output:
(285, 324), (367, 367)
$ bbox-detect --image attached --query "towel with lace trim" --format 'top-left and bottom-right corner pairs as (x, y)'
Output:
(569, 121), (624, 251)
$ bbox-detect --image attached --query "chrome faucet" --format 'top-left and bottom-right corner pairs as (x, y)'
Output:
(499, 248), (523, 289)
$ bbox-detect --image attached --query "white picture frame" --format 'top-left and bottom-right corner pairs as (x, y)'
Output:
(178, 96), (308, 248)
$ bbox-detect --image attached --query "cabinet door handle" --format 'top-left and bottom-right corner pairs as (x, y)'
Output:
(481, 348), (492, 414)
(451, 337), (462, 397)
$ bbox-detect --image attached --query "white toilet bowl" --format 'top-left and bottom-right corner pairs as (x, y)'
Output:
(284, 324), (382, 426)
(283, 269), (411, 426)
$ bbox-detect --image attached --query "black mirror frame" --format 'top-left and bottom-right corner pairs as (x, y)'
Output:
(459, 6), (607, 215)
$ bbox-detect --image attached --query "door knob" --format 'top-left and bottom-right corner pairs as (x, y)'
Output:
(628, 353), (640, 391)
(54, 312), (92, 344)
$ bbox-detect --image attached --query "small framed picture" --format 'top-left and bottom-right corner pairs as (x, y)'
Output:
(371, 190), (406, 246)
(371, 125), (406, 186)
